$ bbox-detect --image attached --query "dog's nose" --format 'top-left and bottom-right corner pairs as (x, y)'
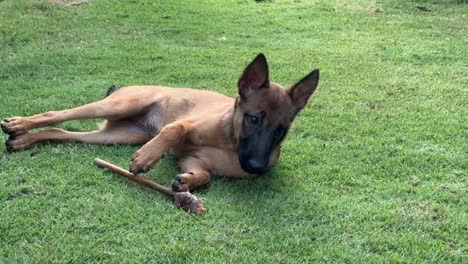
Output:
(246, 158), (266, 173)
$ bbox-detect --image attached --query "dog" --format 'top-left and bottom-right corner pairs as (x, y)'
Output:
(1, 54), (319, 192)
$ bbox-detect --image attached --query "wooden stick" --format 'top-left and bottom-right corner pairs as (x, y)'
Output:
(94, 158), (206, 215)
(94, 158), (174, 196)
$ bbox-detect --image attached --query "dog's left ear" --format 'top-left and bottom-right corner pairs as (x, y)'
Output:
(288, 69), (320, 110)
(238, 53), (269, 99)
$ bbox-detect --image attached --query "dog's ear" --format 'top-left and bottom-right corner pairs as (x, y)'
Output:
(238, 53), (269, 98)
(288, 69), (320, 110)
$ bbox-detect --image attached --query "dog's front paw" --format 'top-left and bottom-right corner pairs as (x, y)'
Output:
(129, 150), (158, 174)
(129, 151), (148, 174)
(171, 174), (190, 192)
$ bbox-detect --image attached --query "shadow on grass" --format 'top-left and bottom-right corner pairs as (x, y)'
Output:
(4, 141), (326, 220)
(208, 166), (326, 217)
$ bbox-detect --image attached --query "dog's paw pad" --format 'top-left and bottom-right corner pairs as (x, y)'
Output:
(171, 175), (189, 192)
(5, 139), (13, 152)
(1, 122), (10, 134)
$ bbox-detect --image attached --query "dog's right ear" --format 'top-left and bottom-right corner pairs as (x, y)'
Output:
(238, 53), (269, 99)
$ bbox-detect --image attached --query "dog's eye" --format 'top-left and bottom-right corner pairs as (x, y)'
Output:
(247, 115), (259, 126)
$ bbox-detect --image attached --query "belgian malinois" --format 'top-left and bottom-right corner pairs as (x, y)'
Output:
(2, 54), (319, 192)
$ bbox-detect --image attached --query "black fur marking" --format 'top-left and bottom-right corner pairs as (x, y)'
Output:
(105, 85), (118, 98)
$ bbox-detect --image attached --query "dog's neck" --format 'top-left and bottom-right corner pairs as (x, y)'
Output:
(219, 101), (238, 149)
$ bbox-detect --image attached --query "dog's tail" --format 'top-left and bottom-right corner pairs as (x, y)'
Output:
(105, 85), (118, 97)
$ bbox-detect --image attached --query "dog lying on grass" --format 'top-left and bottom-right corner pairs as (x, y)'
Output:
(2, 54), (319, 192)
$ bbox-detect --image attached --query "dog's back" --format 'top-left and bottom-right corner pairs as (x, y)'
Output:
(106, 86), (234, 136)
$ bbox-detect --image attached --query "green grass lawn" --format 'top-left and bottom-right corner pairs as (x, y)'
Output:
(1, 0), (467, 262)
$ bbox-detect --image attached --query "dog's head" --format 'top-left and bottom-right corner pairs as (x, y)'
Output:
(234, 53), (319, 174)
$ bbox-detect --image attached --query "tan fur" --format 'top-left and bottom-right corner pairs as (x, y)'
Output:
(2, 54), (319, 192)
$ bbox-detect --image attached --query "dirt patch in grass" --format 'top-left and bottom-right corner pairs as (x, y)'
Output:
(48, 0), (88, 6)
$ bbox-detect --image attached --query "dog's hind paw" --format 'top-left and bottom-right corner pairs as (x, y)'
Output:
(1, 119), (11, 134)
(5, 138), (13, 152)
(1, 117), (29, 136)
(5, 134), (31, 152)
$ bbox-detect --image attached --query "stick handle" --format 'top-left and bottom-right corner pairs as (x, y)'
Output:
(94, 158), (174, 197)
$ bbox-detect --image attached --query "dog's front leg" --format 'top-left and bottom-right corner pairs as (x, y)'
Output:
(129, 121), (190, 174)
(171, 156), (211, 192)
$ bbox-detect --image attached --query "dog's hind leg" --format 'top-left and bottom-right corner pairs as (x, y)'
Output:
(5, 121), (151, 152)
(1, 89), (152, 137)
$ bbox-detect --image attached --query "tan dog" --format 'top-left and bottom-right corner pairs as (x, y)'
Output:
(2, 54), (319, 192)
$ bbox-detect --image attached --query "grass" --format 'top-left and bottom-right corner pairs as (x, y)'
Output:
(0, 0), (466, 262)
